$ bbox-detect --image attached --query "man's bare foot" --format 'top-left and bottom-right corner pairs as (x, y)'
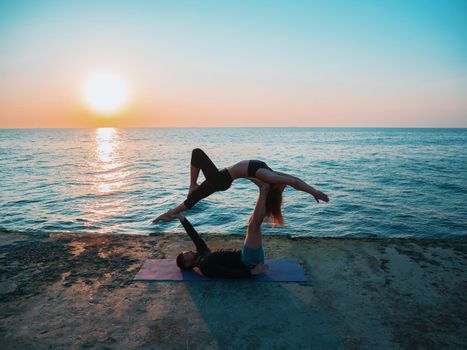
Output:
(188, 183), (200, 196)
(151, 211), (177, 223)
(312, 191), (329, 203)
(250, 263), (269, 275)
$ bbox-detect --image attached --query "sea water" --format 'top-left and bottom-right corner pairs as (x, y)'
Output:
(1, 128), (466, 237)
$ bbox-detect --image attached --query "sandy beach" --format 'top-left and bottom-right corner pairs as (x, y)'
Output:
(0, 230), (466, 349)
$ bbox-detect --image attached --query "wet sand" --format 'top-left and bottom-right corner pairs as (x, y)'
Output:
(0, 230), (466, 349)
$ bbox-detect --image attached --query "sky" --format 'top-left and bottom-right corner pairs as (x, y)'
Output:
(0, 0), (466, 128)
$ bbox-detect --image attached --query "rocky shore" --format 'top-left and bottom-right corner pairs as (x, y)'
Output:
(1, 230), (466, 349)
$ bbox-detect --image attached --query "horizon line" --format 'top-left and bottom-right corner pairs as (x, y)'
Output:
(1, 126), (466, 130)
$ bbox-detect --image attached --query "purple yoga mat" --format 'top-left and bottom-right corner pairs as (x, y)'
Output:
(133, 259), (308, 282)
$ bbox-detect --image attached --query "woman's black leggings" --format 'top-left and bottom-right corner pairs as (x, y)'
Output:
(184, 148), (233, 209)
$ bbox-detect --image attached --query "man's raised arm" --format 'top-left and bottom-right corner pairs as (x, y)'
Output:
(176, 214), (210, 255)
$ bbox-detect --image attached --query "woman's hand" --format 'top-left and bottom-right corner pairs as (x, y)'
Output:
(312, 190), (329, 203)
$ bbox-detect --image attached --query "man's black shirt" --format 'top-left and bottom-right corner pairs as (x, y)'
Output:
(180, 218), (251, 278)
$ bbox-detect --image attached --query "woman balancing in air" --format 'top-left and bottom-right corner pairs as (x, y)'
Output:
(170, 178), (272, 277)
(152, 148), (329, 224)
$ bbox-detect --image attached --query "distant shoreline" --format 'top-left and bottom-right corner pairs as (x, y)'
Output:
(1, 126), (467, 129)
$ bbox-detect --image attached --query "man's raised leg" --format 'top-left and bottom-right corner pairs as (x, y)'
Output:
(242, 178), (270, 273)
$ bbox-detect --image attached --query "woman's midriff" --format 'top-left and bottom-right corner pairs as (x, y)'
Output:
(226, 160), (249, 180)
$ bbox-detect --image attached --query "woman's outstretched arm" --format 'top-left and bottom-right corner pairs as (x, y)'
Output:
(256, 169), (329, 203)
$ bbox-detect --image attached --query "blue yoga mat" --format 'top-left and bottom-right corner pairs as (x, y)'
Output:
(133, 259), (308, 282)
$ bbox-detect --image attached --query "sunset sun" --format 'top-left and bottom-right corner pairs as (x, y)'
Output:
(81, 72), (129, 115)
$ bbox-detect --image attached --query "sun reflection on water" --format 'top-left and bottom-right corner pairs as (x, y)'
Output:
(87, 128), (129, 233)
(96, 128), (119, 166)
(95, 128), (125, 195)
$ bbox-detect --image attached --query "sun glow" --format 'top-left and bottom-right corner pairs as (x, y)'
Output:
(81, 72), (129, 115)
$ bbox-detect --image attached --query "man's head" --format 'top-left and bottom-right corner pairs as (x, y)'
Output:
(176, 250), (200, 270)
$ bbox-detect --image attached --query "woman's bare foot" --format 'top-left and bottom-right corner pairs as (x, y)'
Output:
(188, 183), (200, 196)
(250, 263), (269, 275)
(151, 210), (177, 223)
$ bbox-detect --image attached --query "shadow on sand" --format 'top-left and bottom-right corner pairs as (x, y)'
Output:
(184, 281), (345, 349)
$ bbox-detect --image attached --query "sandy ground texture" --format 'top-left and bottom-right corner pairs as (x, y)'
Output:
(0, 230), (466, 350)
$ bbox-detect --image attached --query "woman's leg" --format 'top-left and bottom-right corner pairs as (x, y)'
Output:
(184, 180), (217, 209)
(189, 165), (201, 194)
(152, 149), (222, 223)
(152, 178), (217, 222)
(152, 179), (218, 223)
(190, 148), (221, 183)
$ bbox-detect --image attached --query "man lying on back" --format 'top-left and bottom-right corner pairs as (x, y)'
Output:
(171, 178), (270, 278)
